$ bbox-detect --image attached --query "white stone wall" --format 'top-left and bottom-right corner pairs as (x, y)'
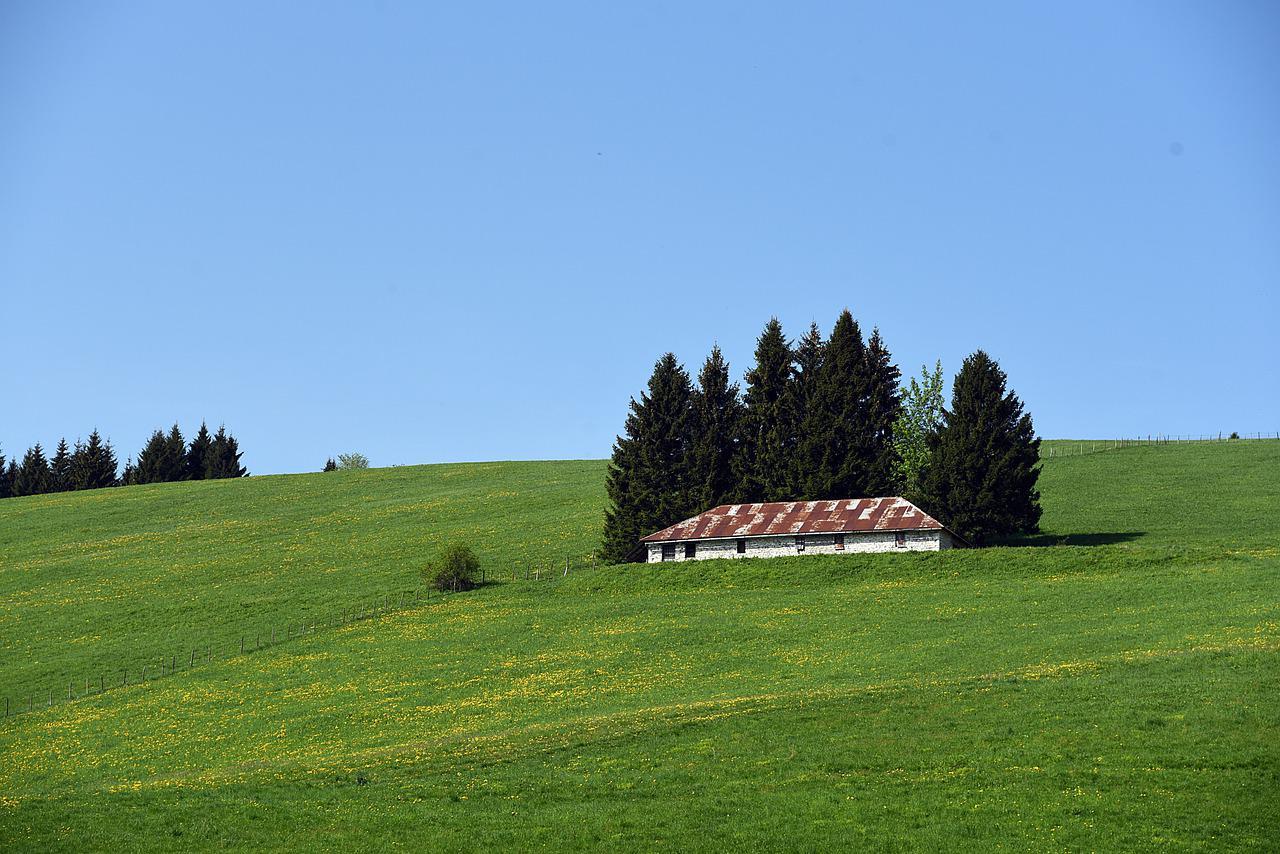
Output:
(645, 529), (947, 563)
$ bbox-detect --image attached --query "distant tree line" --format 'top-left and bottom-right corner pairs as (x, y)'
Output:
(602, 310), (1041, 560)
(0, 422), (247, 499)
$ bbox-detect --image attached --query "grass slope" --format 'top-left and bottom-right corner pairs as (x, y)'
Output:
(0, 460), (605, 693)
(1, 442), (1277, 850)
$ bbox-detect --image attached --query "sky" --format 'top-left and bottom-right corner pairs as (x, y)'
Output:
(2, 1), (1278, 475)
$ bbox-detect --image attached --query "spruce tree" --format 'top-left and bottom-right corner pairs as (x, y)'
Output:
(918, 350), (1042, 545)
(2, 460), (16, 498)
(121, 458), (137, 486)
(165, 424), (187, 481)
(602, 353), (696, 563)
(50, 439), (73, 492)
(14, 444), (53, 496)
(185, 422), (213, 480)
(735, 319), (798, 502)
(134, 430), (172, 484)
(323, 458), (337, 472)
(207, 426), (248, 478)
(0, 447), (10, 499)
(688, 345), (744, 509)
(789, 322), (827, 496)
(797, 310), (867, 499)
(861, 328), (902, 495)
(74, 430), (119, 489)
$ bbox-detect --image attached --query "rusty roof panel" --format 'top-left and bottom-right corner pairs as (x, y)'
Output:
(640, 497), (946, 543)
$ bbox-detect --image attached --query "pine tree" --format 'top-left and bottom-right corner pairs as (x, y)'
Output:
(688, 345), (744, 509)
(918, 351), (1042, 545)
(134, 430), (172, 484)
(185, 422), (213, 480)
(50, 439), (73, 492)
(0, 447), (10, 499)
(735, 319), (798, 502)
(207, 426), (248, 478)
(14, 444), (53, 496)
(796, 310), (867, 499)
(2, 460), (16, 498)
(165, 424), (187, 481)
(121, 457), (136, 486)
(893, 361), (946, 501)
(602, 353), (696, 563)
(73, 430), (119, 489)
(861, 328), (902, 495)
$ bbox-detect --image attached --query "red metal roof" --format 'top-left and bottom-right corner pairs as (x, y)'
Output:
(640, 497), (946, 543)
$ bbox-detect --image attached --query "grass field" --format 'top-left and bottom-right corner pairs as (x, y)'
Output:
(1, 441), (1277, 850)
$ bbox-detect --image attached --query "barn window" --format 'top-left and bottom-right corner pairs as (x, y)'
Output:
(834, 534), (845, 550)
(736, 538), (746, 554)
(795, 535), (805, 552)
(894, 532), (907, 548)
(661, 544), (676, 561)
(684, 542), (697, 559)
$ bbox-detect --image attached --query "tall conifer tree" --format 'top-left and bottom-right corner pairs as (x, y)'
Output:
(207, 426), (248, 478)
(918, 351), (1041, 545)
(797, 310), (867, 499)
(74, 430), (119, 489)
(861, 328), (903, 495)
(134, 430), (172, 484)
(0, 447), (10, 499)
(185, 422), (213, 481)
(2, 461), (16, 498)
(14, 444), (53, 496)
(602, 353), (696, 563)
(165, 424), (187, 481)
(688, 345), (744, 509)
(788, 322), (826, 495)
(735, 319), (797, 502)
(50, 439), (73, 492)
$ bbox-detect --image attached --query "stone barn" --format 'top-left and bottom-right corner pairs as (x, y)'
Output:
(640, 497), (962, 563)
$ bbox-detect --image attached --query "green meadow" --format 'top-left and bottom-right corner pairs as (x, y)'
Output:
(1, 441), (1277, 850)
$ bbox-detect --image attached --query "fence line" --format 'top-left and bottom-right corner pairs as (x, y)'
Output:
(1042, 432), (1279, 459)
(2, 558), (588, 726)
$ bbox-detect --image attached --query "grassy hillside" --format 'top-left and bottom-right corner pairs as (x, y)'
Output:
(1, 441), (1277, 850)
(0, 460), (605, 694)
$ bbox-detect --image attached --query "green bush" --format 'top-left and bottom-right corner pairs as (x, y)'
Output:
(427, 543), (480, 592)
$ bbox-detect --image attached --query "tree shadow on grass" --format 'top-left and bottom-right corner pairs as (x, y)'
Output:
(998, 531), (1146, 548)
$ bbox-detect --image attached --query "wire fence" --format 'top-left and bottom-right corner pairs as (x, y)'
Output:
(1041, 432), (1279, 459)
(2, 558), (587, 726)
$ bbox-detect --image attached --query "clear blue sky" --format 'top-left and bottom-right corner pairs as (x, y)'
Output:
(3, 1), (1277, 475)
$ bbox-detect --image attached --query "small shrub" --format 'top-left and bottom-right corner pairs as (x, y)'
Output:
(1229, 432), (1240, 440)
(426, 543), (480, 592)
(337, 452), (369, 470)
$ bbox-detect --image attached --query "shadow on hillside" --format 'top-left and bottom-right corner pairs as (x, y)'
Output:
(999, 531), (1146, 547)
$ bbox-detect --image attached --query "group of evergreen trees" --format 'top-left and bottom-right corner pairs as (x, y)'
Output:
(0, 422), (247, 499)
(602, 311), (1041, 560)
(121, 423), (247, 485)
(0, 431), (119, 498)
(603, 310), (903, 560)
